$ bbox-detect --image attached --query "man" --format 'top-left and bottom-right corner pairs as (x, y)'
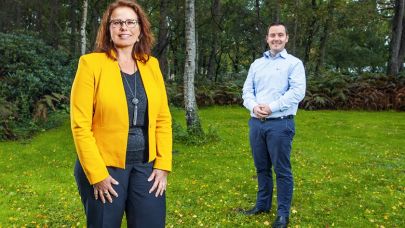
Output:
(241, 22), (306, 228)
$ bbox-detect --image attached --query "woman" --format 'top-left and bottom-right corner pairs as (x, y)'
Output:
(70, 0), (172, 227)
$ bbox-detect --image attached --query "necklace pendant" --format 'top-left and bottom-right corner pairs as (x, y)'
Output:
(133, 105), (138, 126)
(132, 97), (139, 105)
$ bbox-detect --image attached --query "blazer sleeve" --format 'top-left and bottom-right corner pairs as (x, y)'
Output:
(152, 58), (173, 171)
(70, 56), (109, 184)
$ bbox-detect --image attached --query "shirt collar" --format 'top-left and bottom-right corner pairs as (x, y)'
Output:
(263, 49), (287, 59)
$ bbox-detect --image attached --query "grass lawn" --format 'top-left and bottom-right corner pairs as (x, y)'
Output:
(0, 106), (404, 227)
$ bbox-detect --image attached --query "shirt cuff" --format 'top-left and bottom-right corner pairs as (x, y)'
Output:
(247, 101), (258, 113)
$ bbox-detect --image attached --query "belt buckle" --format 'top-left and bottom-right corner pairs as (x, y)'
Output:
(260, 117), (266, 122)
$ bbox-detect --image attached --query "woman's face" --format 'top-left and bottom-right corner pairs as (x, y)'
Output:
(109, 6), (140, 49)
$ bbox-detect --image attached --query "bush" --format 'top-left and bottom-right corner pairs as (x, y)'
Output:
(301, 72), (405, 111)
(0, 32), (74, 139)
(172, 119), (220, 145)
(301, 72), (349, 110)
(394, 86), (405, 111)
(166, 80), (243, 107)
(167, 71), (404, 111)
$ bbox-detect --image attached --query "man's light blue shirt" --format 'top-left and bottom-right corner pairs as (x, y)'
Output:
(242, 49), (306, 118)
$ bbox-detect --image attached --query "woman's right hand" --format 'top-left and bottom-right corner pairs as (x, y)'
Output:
(93, 175), (119, 203)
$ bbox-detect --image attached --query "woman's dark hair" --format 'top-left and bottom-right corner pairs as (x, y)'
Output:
(94, 0), (154, 63)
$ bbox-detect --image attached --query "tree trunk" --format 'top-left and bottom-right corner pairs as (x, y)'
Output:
(34, 1), (43, 38)
(15, 1), (22, 30)
(207, 0), (221, 80)
(80, 0), (88, 55)
(398, 11), (405, 72)
(255, 0), (267, 53)
(89, 3), (101, 52)
(387, 0), (404, 76)
(214, 50), (222, 82)
(255, 0), (261, 25)
(195, 29), (199, 76)
(315, 0), (335, 76)
(154, 0), (170, 78)
(273, 0), (281, 22)
(48, 0), (59, 47)
(228, 46), (240, 73)
(167, 45), (172, 80)
(291, 0), (300, 55)
(70, 0), (79, 57)
(303, 0), (318, 66)
(184, 0), (203, 135)
(171, 43), (178, 79)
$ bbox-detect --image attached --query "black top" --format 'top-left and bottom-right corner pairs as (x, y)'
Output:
(121, 71), (148, 163)
(121, 71), (148, 127)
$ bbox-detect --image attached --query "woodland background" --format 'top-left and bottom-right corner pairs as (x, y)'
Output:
(0, 0), (405, 139)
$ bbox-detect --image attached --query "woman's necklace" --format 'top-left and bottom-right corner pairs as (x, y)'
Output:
(121, 67), (139, 126)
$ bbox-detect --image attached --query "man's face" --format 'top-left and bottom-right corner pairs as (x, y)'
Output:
(266, 25), (289, 54)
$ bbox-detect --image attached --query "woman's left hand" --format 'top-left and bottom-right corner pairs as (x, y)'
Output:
(148, 169), (168, 197)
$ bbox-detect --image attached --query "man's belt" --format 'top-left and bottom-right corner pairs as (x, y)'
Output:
(255, 115), (294, 122)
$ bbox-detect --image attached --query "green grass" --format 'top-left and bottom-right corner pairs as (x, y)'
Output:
(0, 107), (404, 227)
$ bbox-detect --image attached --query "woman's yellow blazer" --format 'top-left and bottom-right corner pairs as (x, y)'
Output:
(70, 52), (172, 185)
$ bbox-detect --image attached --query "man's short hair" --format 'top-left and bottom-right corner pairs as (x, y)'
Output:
(268, 22), (288, 35)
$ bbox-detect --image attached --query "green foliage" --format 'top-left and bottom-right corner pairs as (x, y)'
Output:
(0, 97), (18, 139)
(1, 0), (401, 81)
(0, 108), (404, 226)
(302, 72), (405, 111)
(167, 70), (404, 112)
(172, 118), (219, 145)
(394, 86), (405, 111)
(303, 72), (348, 110)
(33, 93), (69, 121)
(166, 80), (243, 107)
(165, 82), (184, 107)
(0, 32), (74, 140)
(325, 1), (388, 73)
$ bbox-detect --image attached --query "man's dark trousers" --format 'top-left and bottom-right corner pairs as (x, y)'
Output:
(248, 117), (295, 217)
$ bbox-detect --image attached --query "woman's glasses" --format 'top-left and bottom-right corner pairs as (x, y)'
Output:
(110, 19), (139, 28)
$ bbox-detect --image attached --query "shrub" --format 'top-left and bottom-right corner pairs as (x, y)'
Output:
(168, 71), (404, 111)
(394, 86), (405, 111)
(301, 72), (349, 110)
(301, 72), (405, 111)
(0, 32), (74, 139)
(166, 80), (243, 107)
(172, 119), (220, 145)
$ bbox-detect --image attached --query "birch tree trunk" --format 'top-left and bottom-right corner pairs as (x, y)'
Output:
(184, 0), (203, 135)
(80, 0), (88, 55)
(387, 0), (404, 76)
